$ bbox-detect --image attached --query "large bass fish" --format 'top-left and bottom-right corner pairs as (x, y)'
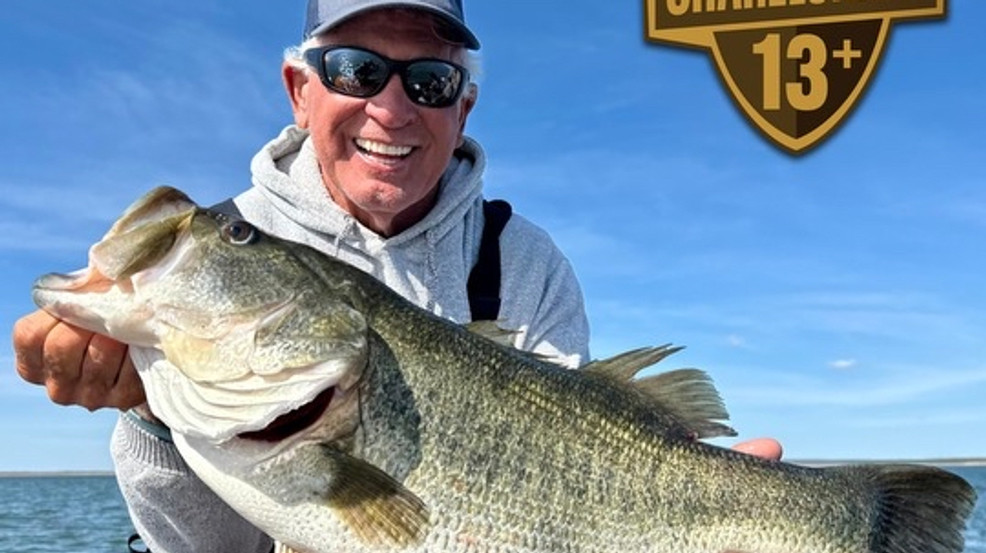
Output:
(33, 187), (975, 553)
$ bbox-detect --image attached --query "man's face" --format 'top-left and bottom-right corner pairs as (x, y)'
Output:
(285, 10), (476, 237)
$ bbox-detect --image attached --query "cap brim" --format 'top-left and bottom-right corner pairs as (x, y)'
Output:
(306, 2), (480, 49)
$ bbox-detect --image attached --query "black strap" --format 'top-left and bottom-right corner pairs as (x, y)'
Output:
(210, 198), (242, 218)
(128, 533), (276, 553)
(127, 533), (149, 553)
(467, 199), (512, 321)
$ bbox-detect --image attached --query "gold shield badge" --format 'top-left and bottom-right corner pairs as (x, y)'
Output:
(645, 1), (946, 154)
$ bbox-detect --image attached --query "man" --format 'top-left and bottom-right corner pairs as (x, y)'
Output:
(13, 1), (780, 551)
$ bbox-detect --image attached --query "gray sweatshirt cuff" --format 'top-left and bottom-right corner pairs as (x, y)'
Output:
(125, 409), (173, 442)
(115, 410), (187, 473)
(111, 413), (273, 553)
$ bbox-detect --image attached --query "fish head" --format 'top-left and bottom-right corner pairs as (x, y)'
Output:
(33, 186), (198, 345)
(33, 186), (368, 443)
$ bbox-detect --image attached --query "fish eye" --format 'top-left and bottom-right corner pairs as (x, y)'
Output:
(221, 221), (258, 245)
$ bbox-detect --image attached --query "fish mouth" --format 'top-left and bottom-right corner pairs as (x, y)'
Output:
(35, 267), (114, 294)
(238, 386), (336, 442)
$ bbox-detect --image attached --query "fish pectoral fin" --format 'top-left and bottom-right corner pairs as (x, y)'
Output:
(321, 445), (430, 547)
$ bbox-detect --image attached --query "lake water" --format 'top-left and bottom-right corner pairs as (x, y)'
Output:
(1, 467), (984, 552)
(0, 475), (135, 553)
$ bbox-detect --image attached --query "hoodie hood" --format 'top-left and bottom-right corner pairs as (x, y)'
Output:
(232, 125), (488, 318)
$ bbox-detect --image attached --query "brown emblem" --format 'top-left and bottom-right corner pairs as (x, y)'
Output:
(645, 1), (946, 154)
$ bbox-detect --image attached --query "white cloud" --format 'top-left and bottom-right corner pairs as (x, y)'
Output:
(847, 408), (986, 429)
(828, 359), (857, 370)
(727, 366), (986, 408)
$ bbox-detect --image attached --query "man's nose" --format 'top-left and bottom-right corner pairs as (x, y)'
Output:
(364, 74), (418, 128)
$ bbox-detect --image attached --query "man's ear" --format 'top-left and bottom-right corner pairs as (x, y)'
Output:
(456, 83), (478, 147)
(282, 62), (311, 129)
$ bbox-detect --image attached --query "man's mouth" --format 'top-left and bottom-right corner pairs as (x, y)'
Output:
(354, 138), (414, 159)
(238, 386), (335, 442)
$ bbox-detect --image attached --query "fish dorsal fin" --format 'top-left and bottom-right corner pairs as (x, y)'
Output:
(635, 368), (736, 439)
(581, 344), (683, 381)
(320, 445), (430, 547)
(464, 320), (519, 348)
(464, 321), (558, 364)
(582, 345), (736, 439)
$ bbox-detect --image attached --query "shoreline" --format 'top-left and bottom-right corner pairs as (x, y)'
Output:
(795, 459), (986, 468)
(0, 471), (115, 478)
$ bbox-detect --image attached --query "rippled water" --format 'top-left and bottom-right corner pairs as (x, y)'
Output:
(0, 475), (134, 553)
(0, 468), (983, 552)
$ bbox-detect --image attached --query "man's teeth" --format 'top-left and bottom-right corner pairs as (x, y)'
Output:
(355, 138), (413, 157)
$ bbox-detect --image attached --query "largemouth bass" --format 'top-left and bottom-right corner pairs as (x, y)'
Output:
(33, 187), (976, 553)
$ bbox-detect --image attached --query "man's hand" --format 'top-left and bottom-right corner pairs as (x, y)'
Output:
(732, 437), (784, 461)
(13, 310), (145, 411)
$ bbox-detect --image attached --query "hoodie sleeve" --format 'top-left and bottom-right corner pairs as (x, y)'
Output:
(497, 213), (591, 368)
(110, 414), (274, 553)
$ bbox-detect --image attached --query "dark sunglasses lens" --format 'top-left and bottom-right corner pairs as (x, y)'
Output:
(404, 61), (464, 107)
(322, 49), (388, 97)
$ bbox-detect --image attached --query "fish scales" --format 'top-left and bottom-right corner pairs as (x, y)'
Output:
(359, 289), (872, 552)
(31, 187), (976, 553)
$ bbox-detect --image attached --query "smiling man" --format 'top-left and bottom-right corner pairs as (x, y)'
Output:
(285, 7), (478, 237)
(16, 1), (590, 550)
(13, 0), (779, 550)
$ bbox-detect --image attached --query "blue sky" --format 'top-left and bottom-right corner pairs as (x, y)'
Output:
(1, 1), (983, 471)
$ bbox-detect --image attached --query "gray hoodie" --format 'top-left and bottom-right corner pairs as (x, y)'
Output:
(111, 126), (590, 553)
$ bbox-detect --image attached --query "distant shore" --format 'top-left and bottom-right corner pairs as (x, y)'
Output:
(2, 458), (985, 477)
(793, 458), (986, 468)
(0, 471), (115, 478)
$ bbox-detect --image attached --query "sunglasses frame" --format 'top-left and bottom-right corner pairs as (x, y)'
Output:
(303, 46), (470, 108)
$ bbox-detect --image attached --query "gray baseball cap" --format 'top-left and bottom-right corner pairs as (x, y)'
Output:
(304, 0), (480, 49)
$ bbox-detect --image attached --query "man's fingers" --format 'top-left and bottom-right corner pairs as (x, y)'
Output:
(106, 355), (146, 411)
(12, 310), (60, 385)
(76, 333), (128, 410)
(41, 322), (95, 404)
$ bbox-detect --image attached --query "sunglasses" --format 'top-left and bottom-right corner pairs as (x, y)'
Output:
(303, 46), (470, 108)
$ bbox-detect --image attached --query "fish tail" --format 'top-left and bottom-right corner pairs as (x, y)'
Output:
(839, 464), (976, 553)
